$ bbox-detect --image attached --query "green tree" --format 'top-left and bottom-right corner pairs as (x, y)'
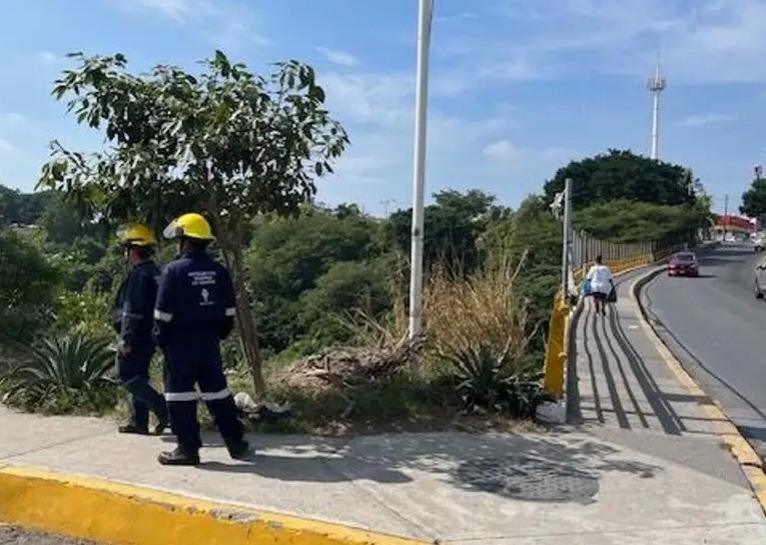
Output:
(0, 229), (60, 345)
(248, 205), (385, 353)
(386, 189), (507, 274)
(297, 258), (391, 349)
(543, 149), (698, 209)
(740, 177), (766, 221)
(38, 51), (349, 393)
(574, 199), (708, 244)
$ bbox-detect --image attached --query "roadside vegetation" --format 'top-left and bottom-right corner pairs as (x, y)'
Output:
(0, 52), (712, 434)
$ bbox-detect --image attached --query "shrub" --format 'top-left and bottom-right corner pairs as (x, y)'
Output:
(53, 289), (113, 339)
(0, 228), (60, 345)
(0, 332), (117, 414)
(341, 250), (549, 419)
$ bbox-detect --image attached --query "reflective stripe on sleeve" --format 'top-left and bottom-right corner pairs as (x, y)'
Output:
(153, 309), (173, 322)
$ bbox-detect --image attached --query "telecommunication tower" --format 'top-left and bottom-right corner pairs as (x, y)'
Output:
(647, 54), (666, 160)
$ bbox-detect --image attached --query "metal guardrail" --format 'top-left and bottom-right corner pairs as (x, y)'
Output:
(542, 244), (686, 398)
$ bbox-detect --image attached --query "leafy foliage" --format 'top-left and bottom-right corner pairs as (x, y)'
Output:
(0, 332), (117, 413)
(38, 50), (350, 392)
(385, 189), (509, 274)
(741, 177), (766, 222)
(543, 149), (698, 209)
(573, 199), (708, 243)
(0, 228), (60, 345)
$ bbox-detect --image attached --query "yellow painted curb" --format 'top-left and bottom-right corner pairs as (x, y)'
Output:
(630, 268), (766, 516)
(0, 465), (433, 545)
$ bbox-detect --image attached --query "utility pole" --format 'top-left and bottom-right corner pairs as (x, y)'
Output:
(724, 193), (729, 240)
(380, 199), (397, 219)
(408, 0), (433, 346)
(561, 178), (573, 299)
(647, 52), (666, 160)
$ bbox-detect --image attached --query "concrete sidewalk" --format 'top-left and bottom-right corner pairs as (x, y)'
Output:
(567, 268), (766, 543)
(3, 393), (766, 544)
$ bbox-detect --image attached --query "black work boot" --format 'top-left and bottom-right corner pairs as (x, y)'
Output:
(226, 439), (251, 460)
(158, 447), (200, 466)
(118, 423), (149, 435)
(153, 412), (170, 435)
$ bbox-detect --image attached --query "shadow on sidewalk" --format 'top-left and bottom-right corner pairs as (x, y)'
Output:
(187, 430), (662, 505)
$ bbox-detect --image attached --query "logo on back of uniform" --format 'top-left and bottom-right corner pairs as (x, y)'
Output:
(189, 270), (217, 307)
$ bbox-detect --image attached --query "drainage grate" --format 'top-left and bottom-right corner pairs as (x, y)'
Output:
(453, 454), (599, 502)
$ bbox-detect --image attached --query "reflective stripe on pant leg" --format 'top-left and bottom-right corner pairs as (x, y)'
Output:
(197, 357), (243, 442)
(199, 388), (231, 401)
(163, 345), (201, 450)
(165, 391), (200, 401)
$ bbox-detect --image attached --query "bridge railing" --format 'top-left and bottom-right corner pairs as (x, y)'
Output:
(542, 230), (687, 398)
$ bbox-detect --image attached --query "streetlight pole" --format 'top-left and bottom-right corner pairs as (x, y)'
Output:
(408, 0), (433, 345)
(561, 178), (572, 298)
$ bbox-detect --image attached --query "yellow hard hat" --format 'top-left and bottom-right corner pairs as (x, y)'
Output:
(162, 213), (215, 241)
(116, 223), (157, 247)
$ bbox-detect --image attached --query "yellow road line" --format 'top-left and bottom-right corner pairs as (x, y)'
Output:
(630, 268), (766, 514)
(0, 465), (432, 545)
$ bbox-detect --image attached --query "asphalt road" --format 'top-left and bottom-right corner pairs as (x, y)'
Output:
(641, 244), (766, 456)
(0, 526), (96, 545)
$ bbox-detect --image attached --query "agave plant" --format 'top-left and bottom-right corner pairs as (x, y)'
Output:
(441, 341), (549, 417)
(0, 332), (117, 412)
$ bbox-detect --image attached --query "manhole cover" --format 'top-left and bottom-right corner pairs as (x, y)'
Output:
(453, 454), (599, 502)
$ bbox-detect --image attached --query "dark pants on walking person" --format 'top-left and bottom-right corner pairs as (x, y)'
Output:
(162, 331), (244, 454)
(116, 344), (168, 431)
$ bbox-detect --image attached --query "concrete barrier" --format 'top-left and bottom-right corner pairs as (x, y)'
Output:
(0, 465), (429, 545)
(542, 252), (655, 399)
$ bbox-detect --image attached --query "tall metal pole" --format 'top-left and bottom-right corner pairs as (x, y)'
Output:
(650, 89), (661, 160)
(724, 193), (729, 239)
(647, 53), (666, 160)
(561, 178), (572, 298)
(408, 0), (432, 343)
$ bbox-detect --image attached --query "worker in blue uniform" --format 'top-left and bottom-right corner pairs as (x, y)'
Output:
(152, 212), (249, 465)
(113, 223), (169, 435)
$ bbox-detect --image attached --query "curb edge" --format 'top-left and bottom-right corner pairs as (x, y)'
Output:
(0, 464), (432, 545)
(630, 266), (766, 515)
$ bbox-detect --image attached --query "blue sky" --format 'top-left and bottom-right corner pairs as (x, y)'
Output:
(1, 0), (766, 216)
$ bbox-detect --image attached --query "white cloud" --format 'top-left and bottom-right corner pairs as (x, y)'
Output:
(483, 139), (576, 166)
(37, 51), (59, 66)
(116, 0), (273, 49)
(316, 63), (565, 209)
(436, 12), (479, 24)
(0, 113), (26, 125)
(487, 0), (766, 84)
(317, 47), (360, 67)
(0, 138), (19, 155)
(124, 0), (200, 21)
(677, 113), (737, 128)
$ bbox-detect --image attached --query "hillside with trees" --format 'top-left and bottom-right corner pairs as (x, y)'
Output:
(0, 50), (712, 433)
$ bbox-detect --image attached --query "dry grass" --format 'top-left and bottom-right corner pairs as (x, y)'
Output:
(425, 253), (533, 374)
(344, 250), (534, 376)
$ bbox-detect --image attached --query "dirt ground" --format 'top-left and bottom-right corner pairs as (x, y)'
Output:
(0, 527), (96, 545)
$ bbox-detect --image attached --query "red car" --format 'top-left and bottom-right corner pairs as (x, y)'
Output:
(668, 252), (699, 277)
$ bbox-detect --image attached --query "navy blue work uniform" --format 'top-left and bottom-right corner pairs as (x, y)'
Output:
(112, 260), (168, 433)
(153, 249), (245, 457)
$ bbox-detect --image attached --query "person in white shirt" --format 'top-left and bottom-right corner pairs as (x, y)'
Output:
(585, 254), (614, 316)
